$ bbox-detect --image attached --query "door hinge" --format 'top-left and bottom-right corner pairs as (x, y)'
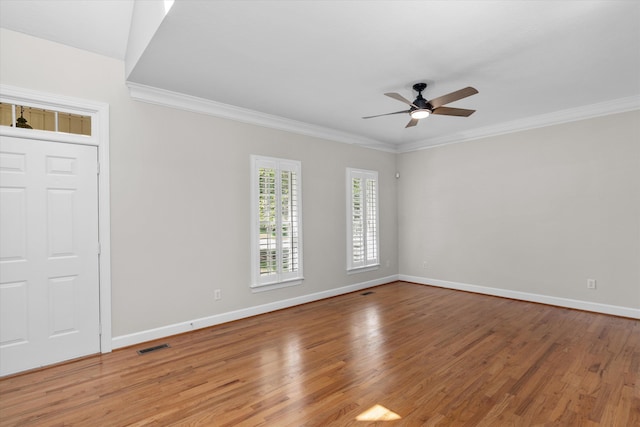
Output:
(98, 242), (101, 255)
(97, 161), (100, 175)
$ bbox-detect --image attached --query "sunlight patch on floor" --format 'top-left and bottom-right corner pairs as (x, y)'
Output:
(356, 404), (402, 421)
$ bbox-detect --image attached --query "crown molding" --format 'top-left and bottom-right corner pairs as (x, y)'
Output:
(399, 95), (640, 153)
(126, 82), (395, 152)
(127, 82), (639, 154)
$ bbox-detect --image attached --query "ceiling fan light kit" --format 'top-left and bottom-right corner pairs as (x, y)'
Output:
(410, 109), (430, 119)
(364, 82), (478, 128)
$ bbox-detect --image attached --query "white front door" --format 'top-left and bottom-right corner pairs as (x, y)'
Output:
(0, 136), (100, 376)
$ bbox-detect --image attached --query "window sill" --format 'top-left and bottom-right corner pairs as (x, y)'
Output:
(347, 265), (379, 275)
(250, 278), (303, 293)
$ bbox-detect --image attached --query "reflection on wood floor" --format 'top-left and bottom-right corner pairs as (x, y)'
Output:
(1, 281), (638, 426)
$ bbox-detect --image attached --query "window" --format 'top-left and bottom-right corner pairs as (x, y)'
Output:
(251, 156), (303, 290)
(347, 168), (379, 271)
(0, 103), (91, 136)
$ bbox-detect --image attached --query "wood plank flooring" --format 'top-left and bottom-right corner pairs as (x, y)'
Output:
(1, 281), (638, 426)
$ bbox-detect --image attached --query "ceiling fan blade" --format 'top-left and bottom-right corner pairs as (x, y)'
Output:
(432, 106), (476, 117)
(362, 110), (410, 119)
(428, 87), (478, 108)
(385, 92), (419, 109)
(405, 117), (419, 128)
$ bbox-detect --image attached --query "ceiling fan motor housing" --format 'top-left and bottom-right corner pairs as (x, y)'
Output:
(412, 97), (432, 111)
(412, 83), (432, 111)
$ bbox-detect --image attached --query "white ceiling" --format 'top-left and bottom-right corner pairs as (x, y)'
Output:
(0, 0), (133, 60)
(2, 0), (639, 151)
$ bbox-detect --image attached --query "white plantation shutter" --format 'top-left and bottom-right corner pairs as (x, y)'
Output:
(365, 177), (378, 263)
(251, 156), (303, 289)
(351, 176), (364, 264)
(279, 167), (300, 277)
(347, 168), (379, 271)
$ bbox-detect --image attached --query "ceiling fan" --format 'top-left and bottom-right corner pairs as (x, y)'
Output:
(363, 83), (478, 128)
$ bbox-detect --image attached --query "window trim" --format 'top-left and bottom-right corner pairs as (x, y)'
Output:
(346, 168), (379, 272)
(250, 155), (303, 291)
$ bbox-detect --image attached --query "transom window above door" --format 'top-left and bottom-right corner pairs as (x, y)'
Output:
(0, 103), (91, 136)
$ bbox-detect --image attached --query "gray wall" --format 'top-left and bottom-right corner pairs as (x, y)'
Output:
(0, 29), (398, 337)
(398, 110), (640, 309)
(1, 28), (638, 343)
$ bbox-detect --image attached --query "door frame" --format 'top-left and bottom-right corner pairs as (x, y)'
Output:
(0, 84), (112, 353)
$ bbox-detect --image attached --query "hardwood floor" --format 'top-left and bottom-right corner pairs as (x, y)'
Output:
(1, 281), (638, 426)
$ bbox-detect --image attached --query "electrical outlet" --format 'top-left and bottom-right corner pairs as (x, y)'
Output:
(587, 279), (596, 290)
(214, 289), (222, 300)
(422, 261), (428, 269)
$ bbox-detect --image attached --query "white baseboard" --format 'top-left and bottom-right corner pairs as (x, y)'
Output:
(112, 274), (399, 349)
(399, 275), (640, 319)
